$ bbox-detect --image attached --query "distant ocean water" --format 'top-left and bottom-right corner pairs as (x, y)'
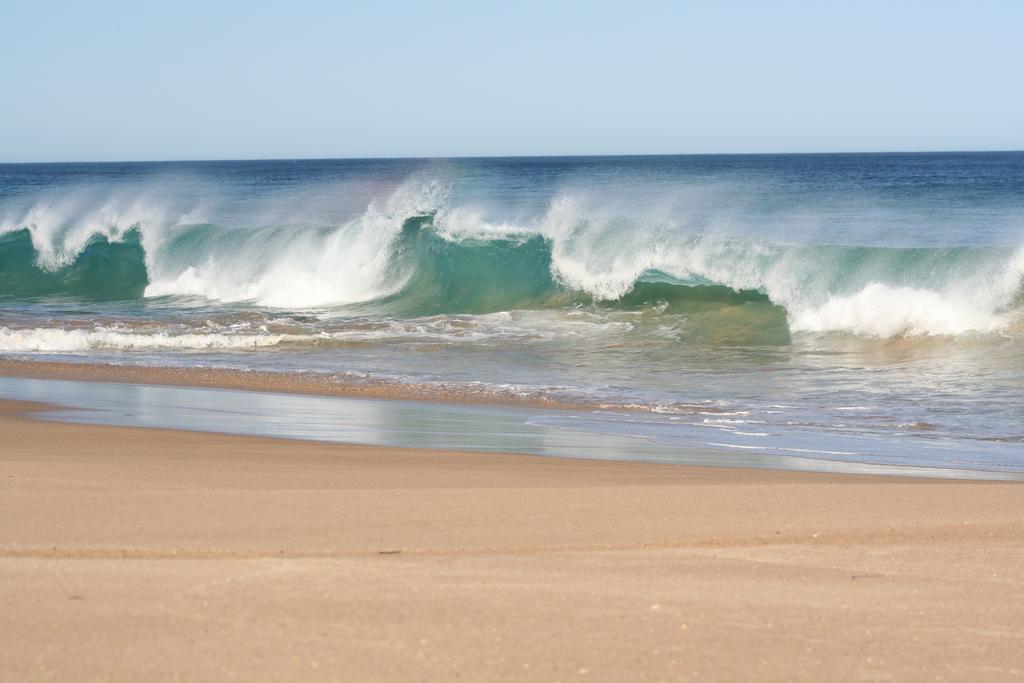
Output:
(1, 153), (1023, 474)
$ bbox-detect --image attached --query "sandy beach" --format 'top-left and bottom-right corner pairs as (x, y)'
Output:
(1, 396), (1022, 681)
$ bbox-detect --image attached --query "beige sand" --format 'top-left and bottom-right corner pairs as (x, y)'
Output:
(1, 398), (1022, 681)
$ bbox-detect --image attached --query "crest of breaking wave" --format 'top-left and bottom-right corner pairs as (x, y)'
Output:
(438, 193), (1024, 337)
(2, 176), (1023, 340)
(142, 179), (450, 307)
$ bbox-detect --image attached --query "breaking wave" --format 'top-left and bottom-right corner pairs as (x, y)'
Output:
(2, 183), (1022, 341)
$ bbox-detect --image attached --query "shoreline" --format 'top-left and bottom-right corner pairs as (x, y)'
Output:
(4, 357), (1023, 481)
(1, 398), (1022, 680)
(0, 356), (606, 411)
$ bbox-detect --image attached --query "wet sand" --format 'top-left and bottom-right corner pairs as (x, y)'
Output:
(1, 398), (1023, 681)
(0, 357), (596, 409)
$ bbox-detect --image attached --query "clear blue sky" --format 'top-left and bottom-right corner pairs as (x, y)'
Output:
(3, 0), (1022, 162)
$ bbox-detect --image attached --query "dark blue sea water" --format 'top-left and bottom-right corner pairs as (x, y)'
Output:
(2, 153), (1023, 474)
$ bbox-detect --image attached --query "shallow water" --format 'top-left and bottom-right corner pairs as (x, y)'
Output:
(2, 376), (1017, 480)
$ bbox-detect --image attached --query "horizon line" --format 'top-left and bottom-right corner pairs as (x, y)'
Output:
(2, 148), (1023, 166)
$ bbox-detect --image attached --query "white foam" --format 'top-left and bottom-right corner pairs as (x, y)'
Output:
(143, 179), (446, 308)
(2, 194), (186, 270)
(788, 282), (1009, 337)
(0, 327), (294, 352)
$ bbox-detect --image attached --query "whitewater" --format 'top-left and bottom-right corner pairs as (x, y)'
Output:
(1, 153), (1023, 473)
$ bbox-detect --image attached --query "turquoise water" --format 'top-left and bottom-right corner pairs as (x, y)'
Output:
(1, 154), (1023, 474)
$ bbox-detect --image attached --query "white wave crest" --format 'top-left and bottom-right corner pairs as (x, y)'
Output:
(532, 192), (1024, 337)
(1, 194), (192, 270)
(142, 179), (448, 308)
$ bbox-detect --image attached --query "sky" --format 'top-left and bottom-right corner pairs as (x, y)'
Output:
(3, 0), (1023, 162)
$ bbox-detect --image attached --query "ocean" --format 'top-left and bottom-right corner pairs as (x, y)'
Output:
(1, 153), (1023, 475)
